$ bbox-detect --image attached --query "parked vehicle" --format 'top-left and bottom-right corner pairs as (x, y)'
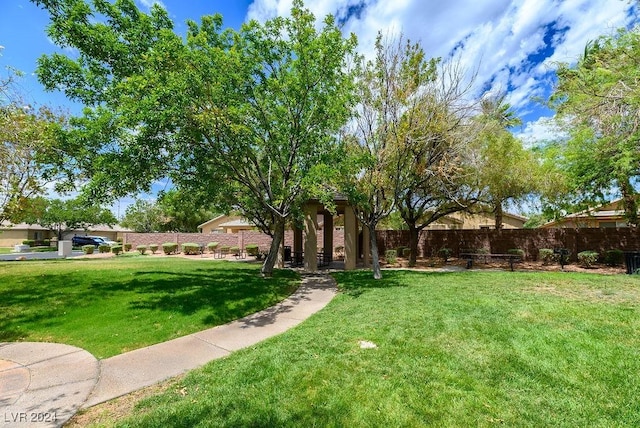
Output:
(71, 235), (115, 247)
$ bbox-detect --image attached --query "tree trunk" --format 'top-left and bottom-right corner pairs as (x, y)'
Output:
(261, 217), (285, 277)
(494, 203), (503, 230)
(369, 223), (382, 280)
(408, 224), (419, 267)
(619, 178), (638, 227)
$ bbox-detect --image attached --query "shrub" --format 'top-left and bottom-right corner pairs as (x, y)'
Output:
(438, 248), (452, 262)
(162, 243), (178, 255)
(219, 245), (231, 255)
(82, 245), (94, 254)
(507, 248), (525, 258)
(124, 243), (132, 252)
(230, 246), (240, 256)
(182, 243), (201, 255)
(578, 251), (599, 268)
(42, 239), (50, 247)
(396, 246), (409, 257)
(385, 249), (397, 264)
(475, 248), (489, 254)
(137, 245), (147, 255)
(117, 238), (123, 243)
(98, 244), (111, 254)
(604, 249), (624, 267)
(207, 242), (219, 253)
(111, 245), (123, 255)
(245, 244), (259, 256)
(149, 244), (158, 254)
(22, 240), (35, 246)
(538, 248), (554, 265)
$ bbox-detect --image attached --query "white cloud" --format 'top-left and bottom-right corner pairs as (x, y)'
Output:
(246, 0), (637, 123)
(137, 0), (165, 10)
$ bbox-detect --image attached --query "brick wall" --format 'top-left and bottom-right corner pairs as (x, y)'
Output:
(376, 228), (640, 261)
(123, 229), (346, 253)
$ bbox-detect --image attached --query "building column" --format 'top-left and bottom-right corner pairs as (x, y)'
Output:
(293, 225), (303, 266)
(344, 207), (357, 270)
(304, 203), (318, 272)
(323, 212), (334, 264)
(362, 224), (371, 268)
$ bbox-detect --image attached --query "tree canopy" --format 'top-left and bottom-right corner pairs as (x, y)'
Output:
(550, 27), (640, 226)
(34, 0), (357, 275)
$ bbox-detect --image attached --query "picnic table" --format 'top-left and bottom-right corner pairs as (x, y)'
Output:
(459, 252), (522, 271)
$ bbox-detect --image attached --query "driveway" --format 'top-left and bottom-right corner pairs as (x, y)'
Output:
(0, 251), (84, 261)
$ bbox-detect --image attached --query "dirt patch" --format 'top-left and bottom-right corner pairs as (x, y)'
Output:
(386, 257), (627, 275)
(67, 376), (183, 427)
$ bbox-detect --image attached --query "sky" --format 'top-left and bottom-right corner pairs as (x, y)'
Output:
(1, 0), (638, 216)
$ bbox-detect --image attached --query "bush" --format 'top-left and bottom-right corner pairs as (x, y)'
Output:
(82, 245), (94, 254)
(396, 246), (409, 257)
(385, 249), (397, 264)
(22, 240), (35, 246)
(149, 244), (158, 254)
(42, 239), (50, 247)
(538, 248), (554, 265)
(111, 245), (123, 255)
(137, 245), (147, 255)
(578, 251), (599, 268)
(182, 243), (201, 255)
(162, 243), (178, 255)
(438, 248), (452, 262)
(475, 248), (489, 255)
(507, 248), (525, 258)
(98, 244), (111, 254)
(245, 244), (259, 256)
(219, 245), (231, 255)
(230, 246), (240, 256)
(124, 243), (132, 252)
(604, 249), (624, 267)
(207, 242), (219, 253)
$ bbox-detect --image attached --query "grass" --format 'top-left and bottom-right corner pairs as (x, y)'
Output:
(0, 257), (298, 358)
(103, 270), (640, 427)
(0, 247), (12, 254)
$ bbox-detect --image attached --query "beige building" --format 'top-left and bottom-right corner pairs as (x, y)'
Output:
(426, 211), (528, 230)
(541, 199), (633, 228)
(0, 222), (130, 247)
(198, 215), (256, 234)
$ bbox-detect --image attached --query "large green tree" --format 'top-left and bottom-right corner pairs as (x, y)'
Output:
(24, 197), (116, 239)
(0, 102), (66, 223)
(475, 94), (539, 229)
(34, 0), (357, 275)
(0, 48), (67, 223)
(550, 27), (640, 226)
(119, 199), (164, 233)
(390, 48), (481, 266)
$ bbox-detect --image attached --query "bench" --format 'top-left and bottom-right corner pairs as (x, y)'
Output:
(459, 253), (522, 271)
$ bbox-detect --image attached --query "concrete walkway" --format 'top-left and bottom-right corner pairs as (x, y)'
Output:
(0, 273), (337, 428)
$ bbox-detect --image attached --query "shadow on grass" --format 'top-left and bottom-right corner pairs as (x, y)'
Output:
(0, 261), (298, 342)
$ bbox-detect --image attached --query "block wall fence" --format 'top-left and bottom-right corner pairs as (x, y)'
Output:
(123, 228), (640, 261)
(123, 230), (346, 254)
(376, 228), (640, 261)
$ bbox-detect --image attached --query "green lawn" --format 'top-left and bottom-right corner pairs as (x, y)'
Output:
(110, 270), (640, 427)
(0, 247), (12, 254)
(0, 257), (298, 358)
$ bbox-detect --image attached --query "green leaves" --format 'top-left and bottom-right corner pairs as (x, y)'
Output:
(550, 27), (640, 225)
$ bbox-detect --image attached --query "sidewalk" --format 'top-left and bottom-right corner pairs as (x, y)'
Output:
(0, 273), (337, 428)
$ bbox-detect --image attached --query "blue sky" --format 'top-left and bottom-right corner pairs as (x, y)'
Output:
(1, 0), (638, 215)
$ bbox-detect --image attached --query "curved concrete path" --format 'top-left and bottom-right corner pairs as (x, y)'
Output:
(0, 273), (337, 428)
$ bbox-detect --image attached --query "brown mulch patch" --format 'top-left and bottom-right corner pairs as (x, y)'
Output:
(387, 257), (626, 275)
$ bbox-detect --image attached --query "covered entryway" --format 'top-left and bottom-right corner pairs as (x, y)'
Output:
(291, 197), (370, 272)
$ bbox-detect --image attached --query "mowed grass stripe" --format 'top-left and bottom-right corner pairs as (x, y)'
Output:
(0, 257), (298, 358)
(113, 270), (640, 427)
